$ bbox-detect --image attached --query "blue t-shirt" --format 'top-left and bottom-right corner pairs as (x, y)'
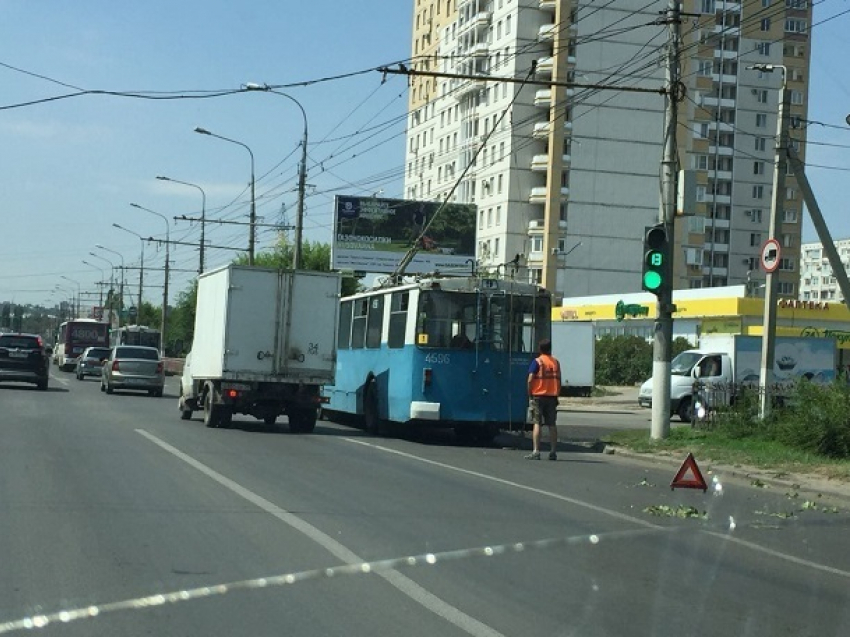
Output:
(528, 358), (540, 375)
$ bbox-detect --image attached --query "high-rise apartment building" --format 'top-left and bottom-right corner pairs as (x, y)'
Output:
(404, 0), (812, 299)
(799, 238), (850, 304)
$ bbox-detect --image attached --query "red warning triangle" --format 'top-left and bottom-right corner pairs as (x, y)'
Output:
(670, 453), (708, 492)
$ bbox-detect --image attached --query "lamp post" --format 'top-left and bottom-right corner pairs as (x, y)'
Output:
(88, 252), (116, 324)
(113, 223), (147, 321)
(96, 244), (125, 327)
(59, 277), (80, 318)
(243, 83), (309, 269)
(193, 127), (256, 265)
(130, 203), (171, 353)
(156, 175), (207, 273)
(747, 63), (789, 420)
(81, 261), (105, 309)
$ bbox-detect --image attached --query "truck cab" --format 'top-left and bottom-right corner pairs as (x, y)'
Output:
(638, 350), (733, 422)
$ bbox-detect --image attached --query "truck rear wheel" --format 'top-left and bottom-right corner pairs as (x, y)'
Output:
(289, 408), (317, 434)
(203, 389), (221, 428)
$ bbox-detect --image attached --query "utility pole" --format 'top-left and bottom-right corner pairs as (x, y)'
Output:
(755, 64), (789, 419)
(650, 0), (681, 440)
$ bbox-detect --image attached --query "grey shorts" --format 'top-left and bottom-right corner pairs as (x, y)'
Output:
(532, 396), (558, 427)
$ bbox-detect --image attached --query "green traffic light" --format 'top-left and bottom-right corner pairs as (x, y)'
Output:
(643, 270), (662, 290)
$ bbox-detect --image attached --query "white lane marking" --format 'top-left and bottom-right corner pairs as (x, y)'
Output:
(49, 372), (70, 386)
(702, 530), (850, 580)
(344, 439), (850, 581)
(343, 438), (660, 529)
(135, 429), (506, 637)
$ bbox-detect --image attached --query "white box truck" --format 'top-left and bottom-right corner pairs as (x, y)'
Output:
(550, 322), (595, 396)
(178, 265), (341, 431)
(638, 334), (838, 421)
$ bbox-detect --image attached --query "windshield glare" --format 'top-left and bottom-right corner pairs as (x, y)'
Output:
(670, 351), (702, 375)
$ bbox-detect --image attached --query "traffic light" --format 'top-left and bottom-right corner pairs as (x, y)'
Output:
(642, 224), (669, 295)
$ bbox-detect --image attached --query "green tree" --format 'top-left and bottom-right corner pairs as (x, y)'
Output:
(234, 237), (361, 296)
(165, 282), (197, 356)
(594, 334), (653, 386)
(672, 336), (695, 358)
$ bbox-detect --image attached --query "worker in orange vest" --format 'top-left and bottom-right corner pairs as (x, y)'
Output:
(526, 339), (561, 460)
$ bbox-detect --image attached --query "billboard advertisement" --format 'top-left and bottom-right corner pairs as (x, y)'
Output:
(332, 195), (476, 275)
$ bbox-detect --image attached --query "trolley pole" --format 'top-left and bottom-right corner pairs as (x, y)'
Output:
(650, 0), (681, 440)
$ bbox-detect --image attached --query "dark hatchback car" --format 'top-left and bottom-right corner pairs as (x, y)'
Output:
(75, 346), (111, 380)
(0, 333), (51, 390)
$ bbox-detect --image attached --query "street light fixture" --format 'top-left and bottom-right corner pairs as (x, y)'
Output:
(194, 126), (256, 265)
(113, 223), (147, 318)
(58, 278), (80, 318)
(130, 202), (171, 353)
(243, 83), (309, 269)
(156, 175), (207, 273)
(96, 244), (125, 327)
(81, 261), (105, 308)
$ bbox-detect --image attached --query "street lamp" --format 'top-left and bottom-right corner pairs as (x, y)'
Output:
(243, 83), (309, 269)
(59, 276), (81, 318)
(88, 252), (116, 325)
(81, 261), (105, 308)
(130, 202), (171, 353)
(194, 127), (256, 265)
(747, 63), (789, 419)
(156, 175), (207, 273)
(113, 223), (147, 320)
(96, 244), (125, 327)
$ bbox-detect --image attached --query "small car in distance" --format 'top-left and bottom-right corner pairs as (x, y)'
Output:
(0, 333), (51, 390)
(100, 346), (165, 397)
(75, 346), (111, 380)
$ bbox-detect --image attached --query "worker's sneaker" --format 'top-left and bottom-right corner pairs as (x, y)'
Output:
(548, 451), (558, 461)
(524, 451), (541, 460)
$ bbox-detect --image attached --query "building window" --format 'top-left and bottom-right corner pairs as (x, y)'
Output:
(790, 90), (804, 105)
(785, 19), (807, 33)
(786, 187), (797, 200)
(697, 60), (713, 76)
(756, 42), (771, 56)
(696, 155), (708, 170)
(750, 233), (762, 247)
(479, 210), (484, 230)
(753, 185), (764, 199)
(496, 205), (501, 225)
(494, 237), (500, 258)
(530, 237), (543, 253)
(755, 137), (766, 152)
(778, 282), (796, 296)
(760, 18), (771, 31)
(701, 0), (715, 13)
(753, 161), (765, 175)
(747, 209), (763, 223)
(756, 89), (769, 104)
(783, 209), (798, 223)
(756, 113), (767, 127)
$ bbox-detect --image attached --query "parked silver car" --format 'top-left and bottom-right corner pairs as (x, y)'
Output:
(75, 346), (111, 380)
(100, 346), (165, 397)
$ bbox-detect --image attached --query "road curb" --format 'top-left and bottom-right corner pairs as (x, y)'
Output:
(603, 444), (850, 504)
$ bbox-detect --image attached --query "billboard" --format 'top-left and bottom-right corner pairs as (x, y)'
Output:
(332, 195), (476, 275)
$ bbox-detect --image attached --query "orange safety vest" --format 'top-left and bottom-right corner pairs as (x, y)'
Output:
(529, 354), (561, 397)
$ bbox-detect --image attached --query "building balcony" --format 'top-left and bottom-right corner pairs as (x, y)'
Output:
(707, 169), (733, 181)
(702, 193), (731, 204)
(531, 153), (571, 171)
(708, 121), (734, 132)
(708, 144), (734, 156)
(718, 0), (742, 12)
(710, 73), (738, 84)
(713, 48), (739, 59)
(528, 218), (568, 233)
(712, 24), (740, 36)
(471, 10), (491, 30)
(539, 0), (556, 11)
(470, 42), (489, 57)
(529, 186), (569, 204)
(705, 217), (731, 229)
(532, 120), (572, 139)
(452, 78), (486, 99)
(536, 56), (554, 75)
(534, 88), (552, 107)
(702, 265), (729, 276)
(700, 96), (736, 108)
(704, 242), (730, 253)
(538, 24), (556, 41)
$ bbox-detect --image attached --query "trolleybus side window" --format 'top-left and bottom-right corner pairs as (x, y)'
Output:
(416, 290), (478, 349)
(387, 291), (409, 349)
(338, 300), (353, 350)
(366, 295), (384, 349)
(351, 298), (369, 349)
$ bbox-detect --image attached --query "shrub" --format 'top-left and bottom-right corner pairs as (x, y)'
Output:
(778, 380), (850, 459)
(594, 335), (652, 386)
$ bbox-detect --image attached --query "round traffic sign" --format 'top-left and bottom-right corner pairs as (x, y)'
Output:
(760, 238), (781, 273)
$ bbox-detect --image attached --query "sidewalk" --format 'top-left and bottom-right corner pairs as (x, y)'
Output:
(558, 386), (641, 413)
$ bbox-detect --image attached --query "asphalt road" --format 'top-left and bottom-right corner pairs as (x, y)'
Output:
(2, 371), (850, 636)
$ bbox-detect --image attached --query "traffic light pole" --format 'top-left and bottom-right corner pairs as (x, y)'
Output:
(651, 0), (681, 440)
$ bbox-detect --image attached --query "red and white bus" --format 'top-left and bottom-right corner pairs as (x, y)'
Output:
(54, 319), (110, 371)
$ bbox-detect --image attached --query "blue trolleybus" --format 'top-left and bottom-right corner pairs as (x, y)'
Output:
(323, 275), (552, 440)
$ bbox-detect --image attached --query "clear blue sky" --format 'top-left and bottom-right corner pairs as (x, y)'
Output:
(1, 1), (848, 309)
